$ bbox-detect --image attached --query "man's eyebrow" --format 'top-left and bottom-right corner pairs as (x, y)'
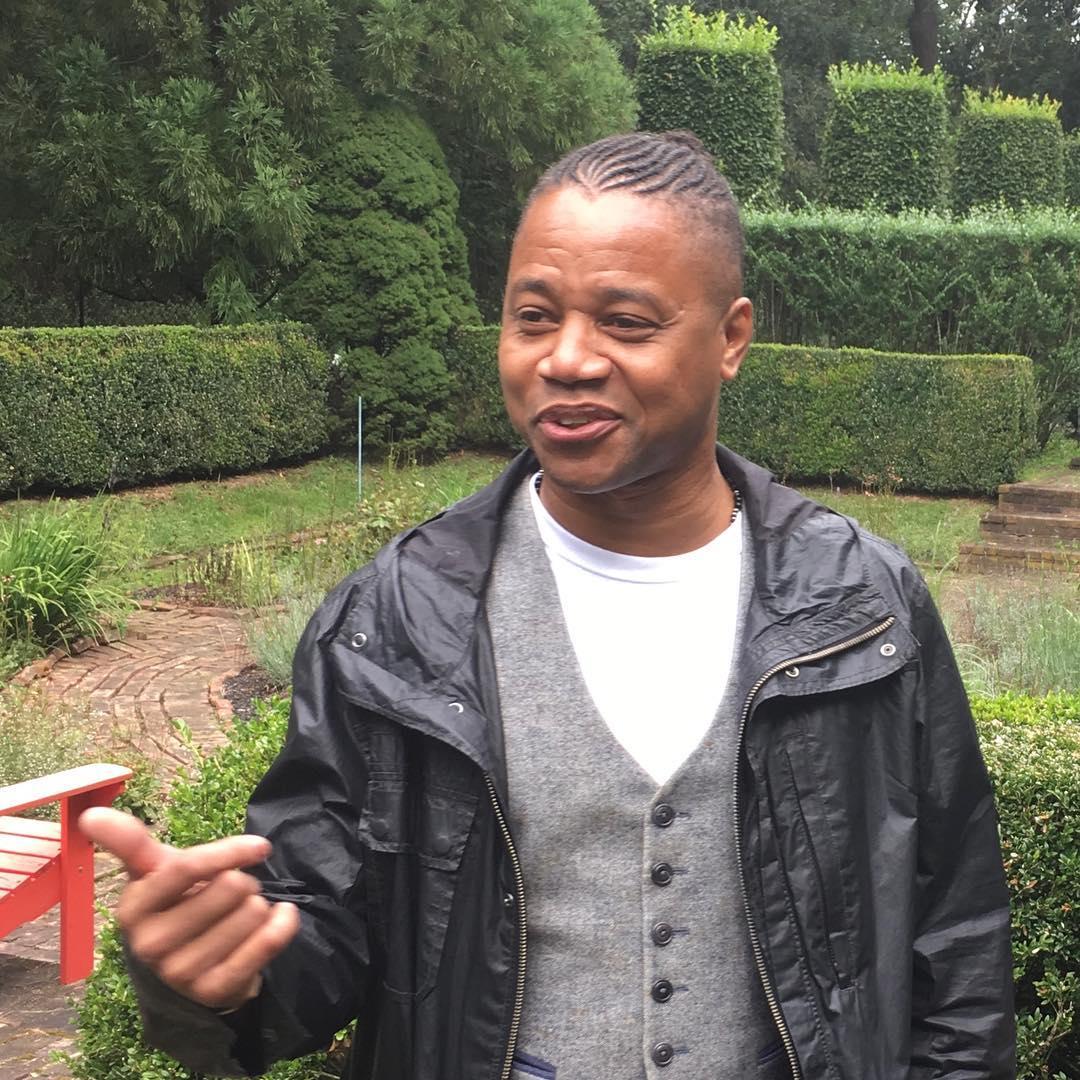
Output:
(508, 278), (557, 301)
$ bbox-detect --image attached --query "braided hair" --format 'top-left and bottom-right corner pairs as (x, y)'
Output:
(521, 130), (744, 295)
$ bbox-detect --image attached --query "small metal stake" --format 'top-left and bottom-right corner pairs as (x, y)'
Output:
(357, 396), (363, 502)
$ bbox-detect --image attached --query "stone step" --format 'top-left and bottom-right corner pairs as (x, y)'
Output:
(959, 541), (1080, 574)
(974, 528), (1080, 550)
(997, 482), (1080, 513)
(981, 510), (1080, 541)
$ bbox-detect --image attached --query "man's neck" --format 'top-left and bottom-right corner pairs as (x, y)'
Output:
(537, 458), (736, 557)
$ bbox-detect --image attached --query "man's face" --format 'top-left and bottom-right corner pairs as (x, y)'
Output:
(499, 186), (751, 497)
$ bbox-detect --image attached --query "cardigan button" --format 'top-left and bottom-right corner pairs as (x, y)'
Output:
(652, 803), (676, 828)
(651, 922), (674, 946)
(651, 862), (674, 887)
(651, 1042), (675, 1067)
(651, 979), (674, 1003)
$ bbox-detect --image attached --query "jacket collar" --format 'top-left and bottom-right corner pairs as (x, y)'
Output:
(325, 448), (902, 777)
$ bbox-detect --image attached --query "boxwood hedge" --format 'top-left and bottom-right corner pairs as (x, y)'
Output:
(636, 7), (783, 205)
(71, 691), (1080, 1080)
(444, 328), (1035, 493)
(821, 62), (949, 212)
(954, 90), (1065, 214)
(0, 324), (330, 495)
(744, 206), (1080, 446)
(1066, 132), (1080, 209)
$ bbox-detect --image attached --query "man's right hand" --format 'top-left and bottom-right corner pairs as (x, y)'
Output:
(79, 807), (301, 1011)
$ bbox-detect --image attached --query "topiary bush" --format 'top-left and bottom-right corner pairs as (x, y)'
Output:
(279, 102), (480, 459)
(953, 89), (1066, 214)
(636, 6), (783, 205)
(1066, 132), (1080, 209)
(442, 329), (1036, 493)
(744, 206), (1080, 447)
(821, 61), (949, 212)
(972, 692), (1080, 1079)
(0, 324), (330, 495)
(70, 696), (343, 1080)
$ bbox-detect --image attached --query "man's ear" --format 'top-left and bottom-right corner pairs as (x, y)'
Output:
(717, 296), (754, 383)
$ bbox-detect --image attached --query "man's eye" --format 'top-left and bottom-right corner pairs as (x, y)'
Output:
(518, 309), (551, 324)
(607, 315), (652, 331)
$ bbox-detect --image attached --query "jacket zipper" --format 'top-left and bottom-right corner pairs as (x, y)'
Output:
(733, 615), (896, 1080)
(485, 774), (527, 1080)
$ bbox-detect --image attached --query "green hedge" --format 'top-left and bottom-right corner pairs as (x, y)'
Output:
(1066, 132), (1080, 209)
(445, 325), (520, 451)
(636, 7), (783, 205)
(0, 324), (330, 495)
(744, 206), (1080, 446)
(973, 693), (1080, 1078)
(821, 62), (949, 212)
(71, 690), (1080, 1080)
(720, 345), (1034, 493)
(443, 329), (1035, 493)
(954, 90), (1065, 214)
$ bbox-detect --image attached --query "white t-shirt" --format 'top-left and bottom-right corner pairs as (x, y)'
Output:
(528, 474), (743, 786)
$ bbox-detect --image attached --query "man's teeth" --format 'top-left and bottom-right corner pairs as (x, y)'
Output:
(557, 417), (591, 427)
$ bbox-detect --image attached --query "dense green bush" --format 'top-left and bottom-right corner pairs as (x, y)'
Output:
(443, 329), (1035, 493)
(71, 696), (340, 1080)
(1066, 132), (1080, 209)
(719, 345), (1035, 493)
(636, 6), (783, 205)
(953, 90), (1066, 214)
(444, 326), (520, 450)
(821, 61), (949, 212)
(973, 693), (1080, 1079)
(0, 324), (330, 495)
(279, 103), (480, 458)
(744, 206), (1080, 446)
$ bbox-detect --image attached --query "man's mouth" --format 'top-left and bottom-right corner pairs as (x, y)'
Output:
(535, 405), (621, 443)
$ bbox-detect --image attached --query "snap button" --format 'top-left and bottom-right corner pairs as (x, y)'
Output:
(503, 892), (515, 908)
(785, 666), (800, 678)
(880, 642), (896, 657)
(652, 803), (676, 828)
(350, 631), (368, 649)
(651, 979), (674, 1003)
(448, 701), (464, 713)
(651, 1042), (675, 1067)
(651, 922), (674, 946)
(651, 862), (674, 887)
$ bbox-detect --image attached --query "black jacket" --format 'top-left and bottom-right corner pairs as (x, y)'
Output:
(133, 447), (1015, 1079)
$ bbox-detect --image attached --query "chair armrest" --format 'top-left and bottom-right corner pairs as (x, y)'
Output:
(0, 764), (134, 816)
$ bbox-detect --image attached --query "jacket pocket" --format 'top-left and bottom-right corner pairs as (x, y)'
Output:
(776, 749), (855, 990)
(359, 779), (479, 998)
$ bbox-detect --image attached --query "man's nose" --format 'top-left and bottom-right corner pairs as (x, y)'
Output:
(536, 316), (612, 384)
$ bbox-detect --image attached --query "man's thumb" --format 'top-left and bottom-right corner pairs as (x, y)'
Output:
(78, 806), (168, 879)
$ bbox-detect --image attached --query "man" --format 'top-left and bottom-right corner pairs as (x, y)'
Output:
(81, 131), (1015, 1079)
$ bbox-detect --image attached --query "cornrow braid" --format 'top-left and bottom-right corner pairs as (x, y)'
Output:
(521, 130), (744, 294)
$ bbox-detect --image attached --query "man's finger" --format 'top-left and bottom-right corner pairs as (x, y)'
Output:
(188, 902), (301, 1010)
(78, 806), (168, 879)
(120, 835), (274, 925)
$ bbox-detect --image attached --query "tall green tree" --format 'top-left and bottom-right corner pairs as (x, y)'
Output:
(0, 0), (337, 323)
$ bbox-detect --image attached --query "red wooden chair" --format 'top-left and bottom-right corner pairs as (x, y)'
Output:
(0, 764), (132, 983)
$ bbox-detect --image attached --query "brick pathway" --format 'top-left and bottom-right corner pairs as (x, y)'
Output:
(0, 605), (252, 1080)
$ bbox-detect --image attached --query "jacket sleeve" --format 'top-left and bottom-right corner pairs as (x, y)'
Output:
(907, 578), (1015, 1078)
(128, 602), (377, 1076)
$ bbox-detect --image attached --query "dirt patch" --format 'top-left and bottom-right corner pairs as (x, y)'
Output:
(221, 663), (288, 721)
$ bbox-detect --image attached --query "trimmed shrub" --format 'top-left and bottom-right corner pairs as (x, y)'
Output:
(636, 6), (783, 205)
(744, 206), (1080, 446)
(444, 325), (520, 451)
(719, 345), (1035, 493)
(279, 103), (480, 458)
(972, 693), (1080, 1079)
(954, 90), (1066, 214)
(0, 324), (330, 495)
(1066, 132), (1080, 209)
(443, 328), (1035, 494)
(821, 61), (949, 212)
